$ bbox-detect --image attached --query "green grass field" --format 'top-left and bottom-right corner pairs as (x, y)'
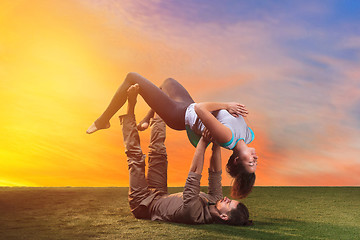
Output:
(0, 187), (359, 239)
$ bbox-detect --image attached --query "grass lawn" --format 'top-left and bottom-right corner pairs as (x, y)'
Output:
(0, 187), (359, 239)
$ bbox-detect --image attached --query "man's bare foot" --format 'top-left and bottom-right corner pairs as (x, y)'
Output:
(126, 84), (139, 116)
(86, 121), (110, 134)
(127, 84), (139, 106)
(137, 121), (149, 131)
(137, 109), (154, 131)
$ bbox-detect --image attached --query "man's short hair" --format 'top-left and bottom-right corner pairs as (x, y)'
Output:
(227, 202), (253, 226)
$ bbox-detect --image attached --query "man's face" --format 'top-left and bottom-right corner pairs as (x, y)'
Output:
(216, 197), (239, 215)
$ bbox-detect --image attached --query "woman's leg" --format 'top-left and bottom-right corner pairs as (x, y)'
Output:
(160, 77), (195, 103)
(87, 73), (193, 133)
(137, 77), (195, 131)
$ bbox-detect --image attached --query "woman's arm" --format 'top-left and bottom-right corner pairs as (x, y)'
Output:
(196, 102), (248, 118)
(194, 102), (248, 144)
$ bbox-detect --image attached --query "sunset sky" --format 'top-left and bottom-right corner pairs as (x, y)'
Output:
(1, 0), (360, 187)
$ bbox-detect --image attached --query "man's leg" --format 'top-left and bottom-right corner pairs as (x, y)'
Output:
(120, 84), (150, 219)
(147, 114), (168, 193)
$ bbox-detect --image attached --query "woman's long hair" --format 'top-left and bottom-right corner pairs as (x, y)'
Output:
(226, 153), (256, 199)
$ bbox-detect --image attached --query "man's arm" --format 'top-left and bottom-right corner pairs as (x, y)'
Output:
(209, 143), (221, 172)
(183, 137), (209, 211)
(188, 136), (208, 174)
(208, 143), (223, 199)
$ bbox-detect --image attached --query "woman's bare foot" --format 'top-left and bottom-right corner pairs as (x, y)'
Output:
(86, 121), (110, 134)
(87, 84), (139, 134)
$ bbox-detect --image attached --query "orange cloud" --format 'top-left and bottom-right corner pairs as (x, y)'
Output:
(1, 1), (359, 188)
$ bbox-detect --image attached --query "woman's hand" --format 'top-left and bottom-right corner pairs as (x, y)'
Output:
(226, 102), (248, 117)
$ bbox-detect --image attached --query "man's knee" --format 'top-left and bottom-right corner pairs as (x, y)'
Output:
(131, 205), (150, 219)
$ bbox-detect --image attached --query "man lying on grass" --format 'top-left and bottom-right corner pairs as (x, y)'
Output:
(120, 84), (252, 226)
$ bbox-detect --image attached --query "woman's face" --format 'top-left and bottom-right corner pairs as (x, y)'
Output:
(236, 148), (258, 173)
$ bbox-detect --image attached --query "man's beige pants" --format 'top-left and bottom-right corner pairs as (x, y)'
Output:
(120, 114), (167, 219)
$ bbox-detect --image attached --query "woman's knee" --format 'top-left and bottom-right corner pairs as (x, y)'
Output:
(125, 72), (140, 85)
(160, 78), (177, 89)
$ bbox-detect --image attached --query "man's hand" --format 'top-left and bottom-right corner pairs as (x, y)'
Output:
(226, 102), (248, 117)
(202, 127), (213, 143)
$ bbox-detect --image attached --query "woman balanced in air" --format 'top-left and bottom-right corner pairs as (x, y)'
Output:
(86, 72), (258, 198)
